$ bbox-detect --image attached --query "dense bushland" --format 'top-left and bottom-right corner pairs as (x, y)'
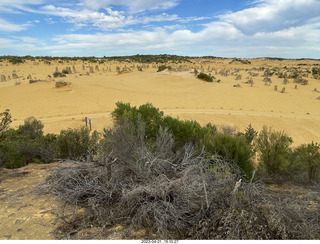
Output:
(1, 103), (320, 239)
(1, 103), (319, 183)
(38, 112), (320, 240)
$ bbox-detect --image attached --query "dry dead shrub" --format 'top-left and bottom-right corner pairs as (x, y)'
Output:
(55, 81), (71, 88)
(37, 119), (320, 240)
(38, 120), (242, 239)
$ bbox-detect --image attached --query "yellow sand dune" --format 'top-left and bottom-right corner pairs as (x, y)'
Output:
(1, 58), (319, 146)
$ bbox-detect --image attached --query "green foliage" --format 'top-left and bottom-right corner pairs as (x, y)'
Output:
(111, 102), (164, 140)
(312, 67), (320, 75)
(111, 102), (139, 124)
(197, 72), (214, 82)
(244, 123), (258, 145)
(56, 127), (99, 161)
(162, 116), (207, 147)
(202, 133), (254, 179)
(293, 142), (320, 181)
(0, 109), (12, 136)
(0, 118), (56, 168)
(29, 79), (39, 84)
(61, 69), (69, 74)
(157, 65), (172, 72)
(53, 71), (66, 78)
(107, 54), (192, 64)
(205, 122), (217, 134)
(111, 102), (254, 177)
(8, 57), (24, 64)
(0, 142), (27, 169)
(255, 126), (293, 176)
(18, 117), (44, 139)
(111, 102), (208, 147)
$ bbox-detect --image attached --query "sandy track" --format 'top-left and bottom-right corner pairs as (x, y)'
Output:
(10, 108), (320, 127)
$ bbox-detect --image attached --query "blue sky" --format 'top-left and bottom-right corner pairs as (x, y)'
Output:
(0, 0), (319, 58)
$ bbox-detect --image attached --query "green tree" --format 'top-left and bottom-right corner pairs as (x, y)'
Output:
(244, 123), (258, 145)
(255, 126), (293, 175)
(293, 142), (320, 181)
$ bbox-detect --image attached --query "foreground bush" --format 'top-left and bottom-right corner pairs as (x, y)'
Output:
(0, 109), (12, 136)
(111, 102), (254, 177)
(255, 126), (293, 179)
(293, 142), (320, 182)
(38, 120), (246, 239)
(39, 119), (320, 240)
(56, 127), (99, 161)
(0, 117), (56, 168)
(202, 132), (254, 179)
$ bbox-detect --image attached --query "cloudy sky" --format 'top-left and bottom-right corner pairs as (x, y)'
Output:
(0, 0), (319, 58)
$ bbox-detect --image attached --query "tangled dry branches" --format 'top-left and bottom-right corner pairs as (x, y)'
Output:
(37, 120), (320, 240)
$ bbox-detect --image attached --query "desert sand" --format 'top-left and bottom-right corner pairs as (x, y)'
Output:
(1, 57), (320, 146)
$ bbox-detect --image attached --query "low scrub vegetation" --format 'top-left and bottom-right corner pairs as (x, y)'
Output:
(55, 81), (71, 88)
(1, 102), (320, 239)
(0, 117), (56, 168)
(197, 72), (214, 82)
(53, 71), (66, 78)
(157, 65), (172, 72)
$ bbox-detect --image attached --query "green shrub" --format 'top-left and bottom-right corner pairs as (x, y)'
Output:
(0, 142), (27, 169)
(157, 65), (171, 72)
(293, 142), (320, 181)
(162, 116), (207, 148)
(255, 126), (293, 177)
(8, 57), (24, 64)
(0, 117), (57, 168)
(0, 109), (11, 136)
(111, 102), (208, 147)
(202, 133), (254, 179)
(61, 67), (72, 75)
(53, 71), (66, 78)
(18, 117), (44, 139)
(312, 67), (320, 75)
(244, 123), (258, 145)
(111, 102), (164, 140)
(56, 127), (99, 161)
(111, 102), (139, 124)
(197, 72), (213, 82)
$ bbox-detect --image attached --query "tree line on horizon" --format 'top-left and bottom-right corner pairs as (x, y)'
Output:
(2, 55), (319, 65)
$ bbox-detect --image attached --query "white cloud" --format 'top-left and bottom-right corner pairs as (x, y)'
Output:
(0, 0), (43, 13)
(218, 0), (320, 35)
(37, 5), (181, 30)
(80, 0), (180, 13)
(0, 18), (29, 32)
